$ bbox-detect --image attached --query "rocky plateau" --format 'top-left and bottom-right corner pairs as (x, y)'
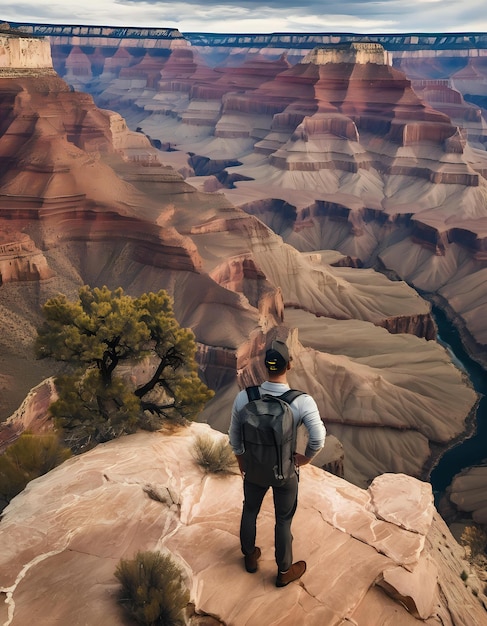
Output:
(1, 422), (487, 626)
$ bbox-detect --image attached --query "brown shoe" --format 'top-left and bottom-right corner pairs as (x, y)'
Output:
(275, 561), (307, 587)
(244, 547), (261, 573)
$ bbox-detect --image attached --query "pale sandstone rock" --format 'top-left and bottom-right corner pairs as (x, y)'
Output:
(0, 424), (485, 626)
(368, 473), (434, 535)
(0, 378), (56, 450)
(378, 555), (439, 619)
(304, 43), (392, 67)
(0, 232), (53, 283)
(0, 33), (54, 72)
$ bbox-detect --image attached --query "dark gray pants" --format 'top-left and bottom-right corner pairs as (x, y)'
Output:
(240, 474), (298, 572)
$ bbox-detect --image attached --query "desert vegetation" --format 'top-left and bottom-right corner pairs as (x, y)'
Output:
(0, 286), (214, 510)
(461, 524), (487, 562)
(115, 550), (190, 626)
(36, 285), (214, 452)
(192, 433), (237, 474)
(0, 432), (71, 507)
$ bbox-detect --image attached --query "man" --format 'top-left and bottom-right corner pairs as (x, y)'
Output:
(229, 339), (326, 587)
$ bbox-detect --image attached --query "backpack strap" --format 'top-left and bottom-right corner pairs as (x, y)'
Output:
(246, 385), (261, 402)
(279, 389), (304, 405)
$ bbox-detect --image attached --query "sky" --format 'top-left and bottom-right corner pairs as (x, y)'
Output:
(2, 0), (487, 35)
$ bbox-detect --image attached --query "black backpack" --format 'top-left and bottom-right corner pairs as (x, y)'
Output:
(240, 386), (304, 487)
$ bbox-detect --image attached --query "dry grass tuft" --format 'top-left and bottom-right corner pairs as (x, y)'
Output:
(192, 434), (237, 474)
(115, 550), (189, 626)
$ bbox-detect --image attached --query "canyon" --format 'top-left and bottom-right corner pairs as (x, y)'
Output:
(0, 18), (487, 626)
(0, 21), (487, 624)
(9, 22), (486, 366)
(0, 25), (480, 489)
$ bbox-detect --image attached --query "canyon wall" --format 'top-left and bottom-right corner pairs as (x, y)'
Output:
(0, 28), (480, 493)
(85, 36), (486, 369)
(0, 29), (486, 620)
(0, 25), (54, 73)
(0, 27), (486, 623)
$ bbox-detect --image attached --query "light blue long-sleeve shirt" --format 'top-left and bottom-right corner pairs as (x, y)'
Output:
(229, 381), (326, 459)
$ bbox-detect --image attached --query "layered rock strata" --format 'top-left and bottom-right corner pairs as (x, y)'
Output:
(0, 69), (202, 275)
(411, 80), (487, 151)
(0, 32), (479, 490)
(9, 23), (487, 66)
(119, 41), (487, 368)
(0, 27), (54, 75)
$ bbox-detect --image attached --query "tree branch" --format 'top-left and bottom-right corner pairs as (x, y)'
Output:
(134, 346), (183, 398)
(140, 400), (175, 416)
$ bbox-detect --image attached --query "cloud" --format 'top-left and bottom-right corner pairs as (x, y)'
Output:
(1, 0), (487, 33)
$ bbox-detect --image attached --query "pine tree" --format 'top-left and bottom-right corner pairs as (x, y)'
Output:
(36, 286), (213, 451)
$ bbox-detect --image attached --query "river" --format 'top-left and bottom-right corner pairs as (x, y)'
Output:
(429, 306), (487, 494)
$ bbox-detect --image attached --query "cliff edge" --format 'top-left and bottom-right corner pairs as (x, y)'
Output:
(0, 24), (55, 75)
(0, 423), (486, 625)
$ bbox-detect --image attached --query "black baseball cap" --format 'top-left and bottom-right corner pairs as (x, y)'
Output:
(264, 340), (290, 372)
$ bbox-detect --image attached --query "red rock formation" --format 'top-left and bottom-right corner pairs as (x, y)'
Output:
(0, 32), (481, 495)
(64, 45), (92, 79)
(413, 80), (479, 120)
(0, 72), (203, 276)
(0, 231), (53, 284)
(451, 57), (487, 96)
(119, 52), (169, 88)
(101, 46), (133, 77)
(153, 47), (220, 97)
(194, 53), (292, 101)
(209, 253), (277, 309)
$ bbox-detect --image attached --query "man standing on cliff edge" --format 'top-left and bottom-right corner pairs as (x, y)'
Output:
(229, 340), (325, 587)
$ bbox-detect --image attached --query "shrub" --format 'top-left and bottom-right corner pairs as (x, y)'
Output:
(461, 525), (487, 560)
(192, 434), (237, 474)
(0, 432), (71, 504)
(115, 551), (189, 626)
